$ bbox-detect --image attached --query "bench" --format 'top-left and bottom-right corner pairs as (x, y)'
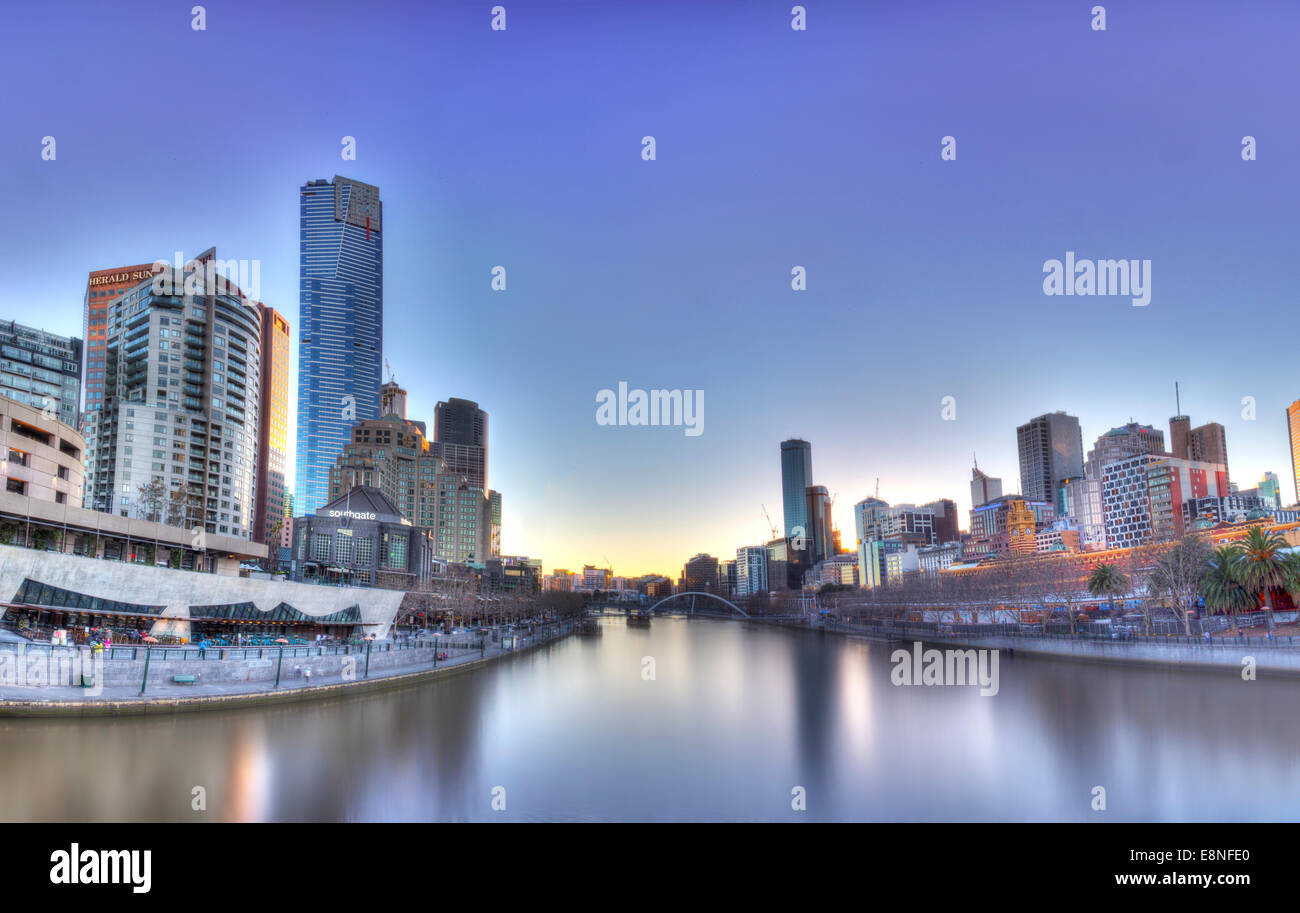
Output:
(173, 674), (197, 684)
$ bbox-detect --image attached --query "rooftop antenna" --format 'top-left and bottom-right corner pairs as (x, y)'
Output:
(1175, 381), (1181, 416)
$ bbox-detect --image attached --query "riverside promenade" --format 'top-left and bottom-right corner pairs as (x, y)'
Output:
(809, 616), (1300, 674)
(0, 621), (575, 716)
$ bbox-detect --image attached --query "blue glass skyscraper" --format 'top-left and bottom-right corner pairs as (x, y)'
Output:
(295, 176), (383, 515)
(780, 438), (813, 540)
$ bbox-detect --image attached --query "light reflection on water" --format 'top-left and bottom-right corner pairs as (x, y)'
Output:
(0, 616), (1294, 821)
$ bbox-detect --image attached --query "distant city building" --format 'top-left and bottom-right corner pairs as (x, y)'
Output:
(296, 175), (384, 515)
(582, 565), (612, 590)
(82, 250), (260, 538)
(254, 304), (291, 562)
(1061, 477), (1107, 550)
(1016, 411), (1084, 504)
(638, 575), (673, 600)
(966, 496), (1056, 558)
(1168, 412), (1230, 487)
(736, 546), (769, 596)
(1100, 454), (1228, 547)
(780, 438), (813, 543)
(918, 541), (963, 574)
(485, 556), (541, 594)
(0, 396), (85, 507)
(861, 540), (919, 589)
(1288, 400), (1300, 505)
(1085, 422), (1166, 479)
(924, 498), (960, 544)
(682, 553), (720, 592)
(719, 559), (737, 599)
(1257, 472), (1283, 508)
(433, 398), (488, 491)
(970, 462), (1002, 508)
(811, 552), (861, 588)
(805, 484), (833, 562)
(0, 320), (82, 431)
(544, 568), (574, 592)
(83, 263), (156, 416)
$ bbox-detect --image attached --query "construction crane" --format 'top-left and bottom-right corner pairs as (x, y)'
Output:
(761, 505), (778, 540)
(385, 359), (395, 384)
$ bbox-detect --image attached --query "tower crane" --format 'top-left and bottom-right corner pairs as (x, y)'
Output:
(761, 505), (779, 540)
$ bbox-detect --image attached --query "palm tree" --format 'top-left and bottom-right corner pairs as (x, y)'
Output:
(1233, 527), (1290, 631)
(1200, 544), (1249, 635)
(1087, 562), (1129, 617)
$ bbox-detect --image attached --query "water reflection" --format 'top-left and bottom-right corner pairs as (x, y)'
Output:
(0, 617), (1294, 821)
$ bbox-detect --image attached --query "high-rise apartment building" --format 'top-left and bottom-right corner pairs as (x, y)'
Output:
(1017, 412), (1084, 503)
(1289, 400), (1300, 506)
(82, 250), (261, 538)
(296, 176), (384, 515)
(1100, 454), (1228, 547)
(254, 304), (290, 559)
(735, 545), (769, 597)
(0, 319), (82, 428)
(83, 263), (156, 416)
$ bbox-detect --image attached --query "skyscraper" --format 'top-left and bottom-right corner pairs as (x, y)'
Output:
(1016, 412), (1084, 503)
(82, 250), (260, 538)
(780, 438), (813, 542)
(1085, 422), (1166, 478)
(433, 397), (488, 490)
(0, 319), (82, 427)
(1288, 400), (1300, 505)
(83, 263), (156, 417)
(295, 175), (384, 515)
(970, 462), (1002, 508)
(254, 303), (291, 559)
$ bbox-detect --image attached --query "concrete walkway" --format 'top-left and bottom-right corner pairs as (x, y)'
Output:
(0, 633), (568, 715)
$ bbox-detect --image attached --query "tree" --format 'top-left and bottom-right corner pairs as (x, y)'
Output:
(1148, 535), (1211, 636)
(1201, 544), (1249, 635)
(1087, 562), (1129, 616)
(137, 477), (166, 523)
(1233, 526), (1289, 631)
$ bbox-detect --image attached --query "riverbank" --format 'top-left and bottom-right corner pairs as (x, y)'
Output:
(749, 616), (1300, 675)
(0, 622), (576, 717)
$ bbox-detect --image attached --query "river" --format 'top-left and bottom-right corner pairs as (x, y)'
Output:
(1, 616), (1294, 821)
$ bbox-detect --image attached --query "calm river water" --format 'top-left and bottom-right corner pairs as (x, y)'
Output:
(1, 616), (1294, 821)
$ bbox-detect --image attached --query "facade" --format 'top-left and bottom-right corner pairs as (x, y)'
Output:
(254, 304), (291, 561)
(1289, 400), (1300, 505)
(1169, 414), (1230, 486)
(966, 496), (1056, 558)
(0, 396), (85, 507)
(83, 263), (157, 416)
(582, 565), (612, 590)
(1016, 411), (1084, 503)
(918, 541), (963, 574)
(812, 552), (861, 588)
(683, 553), (720, 592)
(1061, 477), (1107, 550)
(735, 545), (769, 596)
(433, 398), (488, 490)
(0, 320), (82, 429)
(296, 176), (384, 515)
(780, 439), (813, 541)
(1100, 454), (1228, 547)
(1085, 422), (1166, 479)
(82, 250), (261, 539)
(970, 463), (1002, 508)
(925, 498), (960, 544)
(293, 486), (439, 589)
(484, 556), (541, 593)
(861, 539), (919, 589)
(805, 484), (833, 563)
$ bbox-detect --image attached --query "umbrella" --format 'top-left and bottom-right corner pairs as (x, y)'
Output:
(275, 638), (288, 644)
(142, 636), (159, 644)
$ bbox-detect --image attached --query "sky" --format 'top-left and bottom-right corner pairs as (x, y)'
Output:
(3, 0), (1299, 577)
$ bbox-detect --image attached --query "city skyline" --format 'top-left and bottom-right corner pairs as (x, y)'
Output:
(5, 0), (1300, 576)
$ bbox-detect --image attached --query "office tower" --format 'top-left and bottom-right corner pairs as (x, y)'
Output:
(254, 304), (290, 559)
(683, 553), (720, 592)
(1085, 422), (1166, 478)
(924, 498), (960, 544)
(780, 438), (813, 542)
(1061, 477), (1107, 550)
(805, 484), (833, 562)
(295, 175), (384, 515)
(488, 489), (502, 557)
(1258, 471), (1282, 508)
(1187, 422), (1228, 484)
(82, 250), (261, 538)
(970, 462), (1002, 508)
(0, 319), (82, 428)
(1016, 411), (1084, 503)
(432, 398), (488, 491)
(84, 263), (156, 416)
(736, 546), (768, 596)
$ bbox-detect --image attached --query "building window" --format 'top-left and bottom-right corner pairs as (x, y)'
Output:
(6, 478), (25, 494)
(312, 533), (331, 562)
